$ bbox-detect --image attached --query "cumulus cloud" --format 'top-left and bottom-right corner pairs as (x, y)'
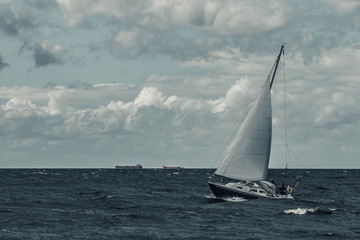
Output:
(0, 82), (244, 167)
(312, 92), (356, 127)
(0, 97), (49, 139)
(174, 0), (289, 35)
(0, 60), (360, 168)
(48, 90), (70, 114)
(208, 78), (251, 113)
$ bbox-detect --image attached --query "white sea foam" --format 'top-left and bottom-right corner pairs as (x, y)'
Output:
(223, 196), (248, 202)
(205, 194), (220, 200)
(284, 207), (336, 215)
(205, 194), (248, 202)
(284, 208), (317, 215)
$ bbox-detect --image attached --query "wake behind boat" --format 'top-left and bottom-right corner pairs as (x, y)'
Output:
(208, 44), (297, 200)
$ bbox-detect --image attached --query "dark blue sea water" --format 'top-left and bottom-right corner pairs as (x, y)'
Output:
(0, 169), (359, 239)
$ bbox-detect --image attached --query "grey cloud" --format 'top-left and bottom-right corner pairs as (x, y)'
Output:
(31, 0), (58, 10)
(0, 2), (40, 36)
(111, 28), (224, 60)
(0, 15), (19, 36)
(33, 41), (70, 67)
(0, 55), (9, 71)
(1, 0), (359, 67)
(0, 10), (27, 36)
(104, 0), (358, 63)
(34, 45), (62, 67)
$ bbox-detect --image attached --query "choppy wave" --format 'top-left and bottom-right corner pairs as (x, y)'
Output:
(284, 207), (336, 215)
(205, 194), (248, 202)
(1, 168), (360, 239)
(222, 196), (248, 202)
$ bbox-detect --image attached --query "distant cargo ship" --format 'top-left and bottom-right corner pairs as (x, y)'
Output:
(115, 164), (143, 169)
(163, 166), (184, 169)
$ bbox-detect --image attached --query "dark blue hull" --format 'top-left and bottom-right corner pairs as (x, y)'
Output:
(208, 182), (259, 199)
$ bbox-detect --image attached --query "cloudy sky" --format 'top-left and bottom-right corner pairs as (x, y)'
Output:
(0, 0), (359, 168)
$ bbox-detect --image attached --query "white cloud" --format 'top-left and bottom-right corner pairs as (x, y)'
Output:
(143, 0), (290, 35)
(112, 28), (142, 58)
(55, 0), (290, 36)
(48, 89), (70, 115)
(0, 84), (224, 167)
(312, 92), (355, 127)
(2, 97), (37, 111)
(325, 0), (360, 15)
(208, 78), (251, 113)
(56, 0), (96, 27)
(203, 1), (289, 35)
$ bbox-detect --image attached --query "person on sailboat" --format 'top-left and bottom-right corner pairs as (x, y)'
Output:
(279, 182), (286, 195)
(270, 178), (275, 185)
(286, 185), (294, 194)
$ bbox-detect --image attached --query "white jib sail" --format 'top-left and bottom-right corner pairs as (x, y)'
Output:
(215, 76), (272, 181)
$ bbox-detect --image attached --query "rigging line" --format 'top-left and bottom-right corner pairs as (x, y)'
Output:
(288, 145), (301, 168)
(283, 48), (288, 169)
(210, 122), (240, 168)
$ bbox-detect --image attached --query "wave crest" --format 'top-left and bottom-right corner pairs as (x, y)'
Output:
(284, 207), (336, 215)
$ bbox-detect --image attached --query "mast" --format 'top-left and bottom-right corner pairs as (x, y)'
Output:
(270, 44), (285, 89)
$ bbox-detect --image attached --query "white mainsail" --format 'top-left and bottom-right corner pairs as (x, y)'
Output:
(214, 72), (273, 181)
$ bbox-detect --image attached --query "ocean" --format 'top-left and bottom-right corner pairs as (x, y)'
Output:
(0, 168), (359, 239)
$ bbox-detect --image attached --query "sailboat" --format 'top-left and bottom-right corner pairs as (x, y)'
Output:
(208, 44), (296, 199)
